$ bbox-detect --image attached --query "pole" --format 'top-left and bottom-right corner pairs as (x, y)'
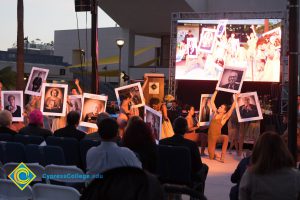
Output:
(91, 0), (99, 94)
(288, 0), (298, 161)
(118, 47), (122, 86)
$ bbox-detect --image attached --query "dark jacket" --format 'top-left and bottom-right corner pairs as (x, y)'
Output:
(54, 125), (85, 141)
(0, 126), (18, 135)
(19, 124), (52, 139)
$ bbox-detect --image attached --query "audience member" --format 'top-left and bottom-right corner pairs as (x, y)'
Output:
(122, 119), (157, 173)
(19, 109), (52, 138)
(54, 111), (85, 141)
(239, 131), (300, 200)
(184, 105), (208, 156)
(159, 117), (208, 192)
(81, 167), (163, 200)
(0, 110), (17, 135)
(230, 155), (251, 200)
(86, 118), (141, 174)
(84, 112), (110, 141)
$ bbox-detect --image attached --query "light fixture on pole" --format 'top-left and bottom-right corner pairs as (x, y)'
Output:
(116, 39), (125, 86)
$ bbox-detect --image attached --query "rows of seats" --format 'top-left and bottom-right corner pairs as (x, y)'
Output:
(0, 136), (100, 170)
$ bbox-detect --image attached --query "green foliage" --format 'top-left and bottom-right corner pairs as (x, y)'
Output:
(0, 66), (17, 89)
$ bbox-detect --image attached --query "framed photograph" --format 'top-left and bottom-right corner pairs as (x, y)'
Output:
(67, 95), (82, 115)
(216, 66), (246, 93)
(80, 93), (107, 129)
(198, 28), (217, 53)
(186, 37), (198, 58)
(115, 82), (145, 108)
(1, 91), (24, 122)
(40, 83), (68, 117)
(149, 82), (159, 95)
(25, 67), (49, 96)
(216, 20), (228, 38)
(236, 92), (263, 123)
(198, 94), (213, 126)
(144, 105), (162, 141)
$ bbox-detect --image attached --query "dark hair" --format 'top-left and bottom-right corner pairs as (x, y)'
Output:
(80, 167), (164, 200)
(96, 112), (110, 129)
(50, 88), (59, 96)
(221, 104), (229, 112)
(67, 111), (80, 126)
(7, 95), (15, 101)
(123, 120), (155, 149)
(185, 105), (194, 112)
(98, 118), (119, 140)
(173, 117), (187, 135)
(250, 131), (295, 175)
(120, 93), (132, 102)
(149, 98), (160, 108)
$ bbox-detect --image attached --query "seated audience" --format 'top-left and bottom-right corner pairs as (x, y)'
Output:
(239, 131), (300, 200)
(230, 155), (251, 200)
(54, 111), (85, 141)
(184, 105), (208, 156)
(84, 112), (110, 141)
(86, 118), (141, 174)
(0, 110), (17, 135)
(122, 118), (157, 173)
(81, 167), (163, 200)
(19, 109), (52, 138)
(159, 117), (208, 192)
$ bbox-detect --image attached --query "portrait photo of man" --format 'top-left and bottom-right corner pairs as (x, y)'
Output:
(200, 97), (210, 122)
(25, 67), (49, 96)
(239, 96), (259, 119)
(44, 88), (63, 113)
(115, 83), (145, 108)
(217, 67), (246, 93)
(221, 71), (240, 90)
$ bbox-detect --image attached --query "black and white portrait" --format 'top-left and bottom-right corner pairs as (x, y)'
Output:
(187, 37), (198, 58)
(67, 95), (82, 115)
(25, 67), (49, 96)
(198, 94), (213, 126)
(216, 66), (246, 93)
(236, 92), (263, 122)
(40, 83), (68, 117)
(216, 20), (228, 38)
(1, 91), (24, 122)
(144, 105), (162, 141)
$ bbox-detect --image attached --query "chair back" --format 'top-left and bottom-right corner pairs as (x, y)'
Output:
(46, 136), (81, 167)
(32, 183), (81, 200)
(14, 134), (44, 145)
(3, 162), (45, 182)
(0, 142), (4, 164)
(0, 179), (33, 199)
(45, 164), (86, 183)
(43, 145), (66, 166)
(80, 139), (100, 170)
(25, 144), (44, 165)
(0, 133), (13, 142)
(157, 145), (192, 185)
(3, 142), (26, 163)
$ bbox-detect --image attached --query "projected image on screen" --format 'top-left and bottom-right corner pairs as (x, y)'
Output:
(175, 19), (281, 82)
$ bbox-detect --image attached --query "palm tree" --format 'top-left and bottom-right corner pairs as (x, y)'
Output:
(16, 0), (25, 90)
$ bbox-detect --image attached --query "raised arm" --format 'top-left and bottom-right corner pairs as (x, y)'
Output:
(224, 94), (237, 121)
(75, 79), (83, 95)
(211, 90), (218, 113)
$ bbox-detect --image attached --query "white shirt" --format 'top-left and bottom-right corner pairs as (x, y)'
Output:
(86, 141), (142, 175)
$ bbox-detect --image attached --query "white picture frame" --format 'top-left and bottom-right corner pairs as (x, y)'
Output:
(198, 28), (217, 53)
(25, 67), (49, 96)
(144, 105), (162, 141)
(1, 91), (24, 122)
(216, 66), (246, 93)
(115, 82), (145, 108)
(216, 19), (228, 38)
(40, 83), (68, 117)
(236, 92), (263, 123)
(186, 37), (198, 58)
(80, 93), (108, 129)
(198, 94), (213, 126)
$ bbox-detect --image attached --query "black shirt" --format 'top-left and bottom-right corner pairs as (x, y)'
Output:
(54, 125), (86, 141)
(19, 124), (52, 139)
(0, 126), (18, 135)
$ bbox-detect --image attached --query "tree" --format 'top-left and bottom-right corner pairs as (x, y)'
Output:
(16, 0), (25, 90)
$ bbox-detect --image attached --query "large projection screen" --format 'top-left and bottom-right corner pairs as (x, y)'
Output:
(175, 18), (282, 82)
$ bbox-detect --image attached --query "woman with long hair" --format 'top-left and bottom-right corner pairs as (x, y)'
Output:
(122, 119), (157, 173)
(239, 131), (300, 200)
(208, 90), (237, 162)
